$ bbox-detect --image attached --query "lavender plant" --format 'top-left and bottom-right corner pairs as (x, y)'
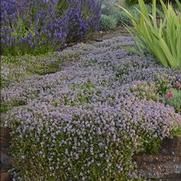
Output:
(0, 0), (101, 55)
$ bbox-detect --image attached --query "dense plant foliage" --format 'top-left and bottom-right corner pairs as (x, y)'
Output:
(100, 15), (117, 30)
(1, 36), (181, 180)
(125, 0), (177, 6)
(120, 0), (181, 69)
(100, 1), (152, 30)
(126, 0), (151, 5)
(0, 0), (101, 55)
(164, 89), (181, 112)
(1, 0), (181, 179)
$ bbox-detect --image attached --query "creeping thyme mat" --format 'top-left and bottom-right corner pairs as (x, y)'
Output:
(1, 36), (181, 180)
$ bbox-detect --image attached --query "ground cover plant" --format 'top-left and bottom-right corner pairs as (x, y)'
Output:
(0, 0), (101, 55)
(1, 0), (181, 180)
(1, 35), (181, 180)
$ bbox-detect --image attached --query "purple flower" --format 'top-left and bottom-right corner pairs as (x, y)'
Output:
(0, 0), (101, 55)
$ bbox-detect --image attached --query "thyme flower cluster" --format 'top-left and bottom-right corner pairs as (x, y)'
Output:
(1, 36), (181, 180)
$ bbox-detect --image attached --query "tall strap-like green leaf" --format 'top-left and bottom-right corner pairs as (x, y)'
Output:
(138, 0), (149, 19)
(152, 0), (157, 28)
(176, 0), (181, 12)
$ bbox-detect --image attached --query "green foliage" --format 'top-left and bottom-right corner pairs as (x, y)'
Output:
(100, 15), (117, 31)
(0, 100), (27, 113)
(125, 0), (156, 6)
(113, 9), (132, 26)
(28, 60), (60, 75)
(0, 102), (9, 113)
(165, 88), (181, 112)
(130, 82), (160, 101)
(142, 136), (162, 154)
(154, 74), (171, 95)
(120, 0), (181, 69)
(125, 0), (177, 6)
(102, 3), (152, 28)
(56, 0), (69, 16)
(0, 77), (8, 89)
(172, 127), (181, 137)
(3, 41), (55, 57)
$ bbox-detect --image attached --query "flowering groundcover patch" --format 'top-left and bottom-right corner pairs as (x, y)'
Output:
(1, 36), (181, 180)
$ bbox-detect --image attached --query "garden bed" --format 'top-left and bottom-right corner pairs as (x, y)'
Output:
(1, 35), (181, 180)
(1, 0), (181, 180)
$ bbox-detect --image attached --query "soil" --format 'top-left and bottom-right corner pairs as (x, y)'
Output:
(134, 137), (181, 180)
(64, 26), (130, 48)
(86, 27), (129, 43)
